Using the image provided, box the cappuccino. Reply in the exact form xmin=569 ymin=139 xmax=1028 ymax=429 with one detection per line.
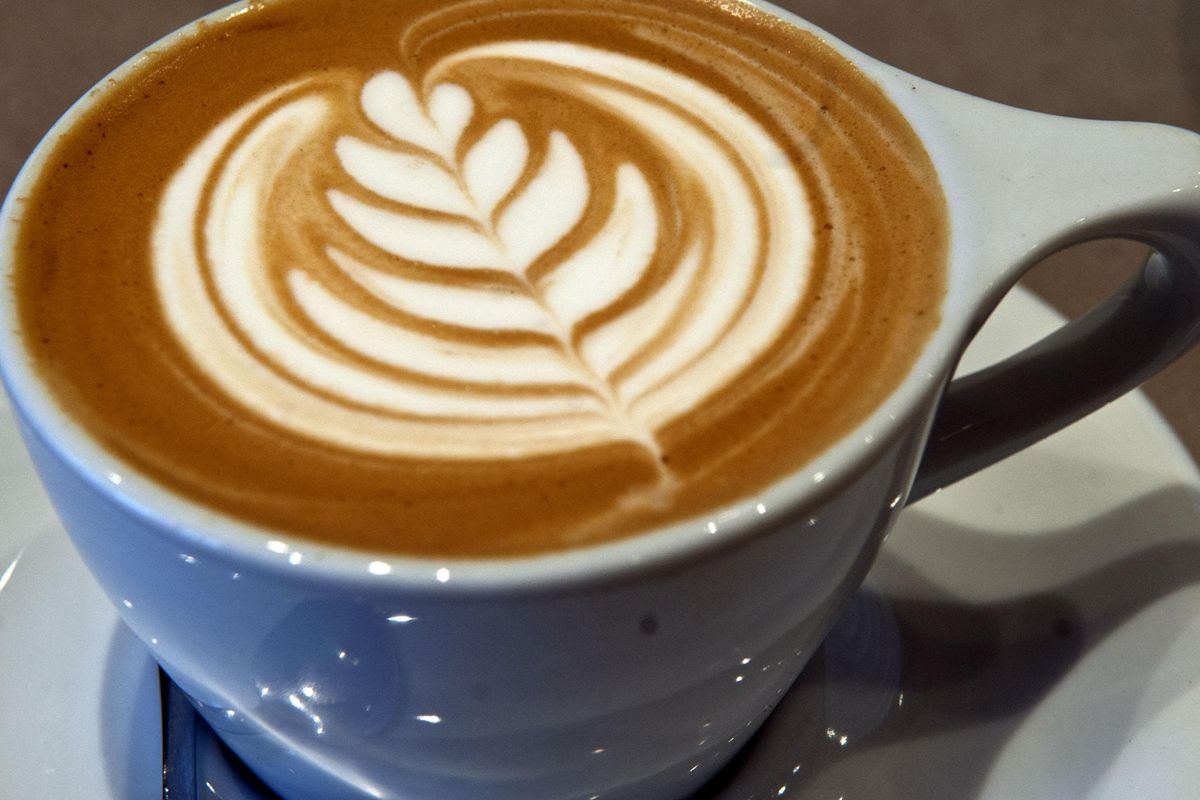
xmin=13 ymin=0 xmax=947 ymax=556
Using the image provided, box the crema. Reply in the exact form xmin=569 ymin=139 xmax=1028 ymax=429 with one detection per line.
xmin=14 ymin=0 xmax=947 ymax=556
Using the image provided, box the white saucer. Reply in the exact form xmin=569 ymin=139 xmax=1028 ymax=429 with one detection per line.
xmin=3 ymin=286 xmax=1200 ymax=800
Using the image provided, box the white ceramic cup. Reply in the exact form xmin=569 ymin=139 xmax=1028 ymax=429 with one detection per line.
xmin=2 ymin=2 xmax=1199 ymax=799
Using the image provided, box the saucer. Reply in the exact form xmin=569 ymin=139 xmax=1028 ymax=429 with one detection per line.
xmin=3 ymin=286 xmax=1200 ymax=800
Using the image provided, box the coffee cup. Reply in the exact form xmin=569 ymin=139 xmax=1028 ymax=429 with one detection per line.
xmin=1 ymin=0 xmax=1198 ymax=798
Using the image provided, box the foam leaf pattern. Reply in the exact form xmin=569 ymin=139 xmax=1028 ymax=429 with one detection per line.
xmin=152 ymin=45 xmax=815 ymax=463
xmin=331 ymin=96 xmax=589 ymax=275
xmin=324 ymin=75 xmax=660 ymax=452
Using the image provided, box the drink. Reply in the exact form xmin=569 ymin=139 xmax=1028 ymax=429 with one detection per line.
xmin=12 ymin=0 xmax=947 ymax=556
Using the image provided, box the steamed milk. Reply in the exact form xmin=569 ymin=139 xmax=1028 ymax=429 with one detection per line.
xmin=14 ymin=0 xmax=947 ymax=556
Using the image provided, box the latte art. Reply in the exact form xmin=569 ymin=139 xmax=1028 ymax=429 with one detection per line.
xmin=155 ymin=43 xmax=813 ymax=465
xmin=16 ymin=0 xmax=948 ymax=555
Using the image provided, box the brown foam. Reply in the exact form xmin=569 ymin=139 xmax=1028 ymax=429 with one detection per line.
xmin=13 ymin=0 xmax=947 ymax=557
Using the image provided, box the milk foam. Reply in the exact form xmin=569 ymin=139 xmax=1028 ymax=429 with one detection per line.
xmin=153 ymin=42 xmax=815 ymax=461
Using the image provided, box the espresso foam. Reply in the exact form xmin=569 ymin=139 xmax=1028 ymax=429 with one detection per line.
xmin=155 ymin=43 xmax=812 ymax=462
xmin=14 ymin=0 xmax=948 ymax=556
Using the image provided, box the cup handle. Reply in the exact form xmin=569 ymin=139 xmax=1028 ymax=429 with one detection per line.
xmin=897 ymin=85 xmax=1200 ymax=502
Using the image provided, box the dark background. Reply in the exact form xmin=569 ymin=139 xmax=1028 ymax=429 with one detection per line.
xmin=3 ymin=0 xmax=1198 ymax=460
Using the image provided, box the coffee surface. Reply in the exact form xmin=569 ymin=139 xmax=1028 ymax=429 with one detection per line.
xmin=14 ymin=0 xmax=947 ymax=556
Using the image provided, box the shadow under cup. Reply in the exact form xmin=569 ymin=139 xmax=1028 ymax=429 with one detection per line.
xmin=3 ymin=0 xmax=1200 ymax=798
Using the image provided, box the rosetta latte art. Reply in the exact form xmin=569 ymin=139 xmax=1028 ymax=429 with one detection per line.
xmin=153 ymin=42 xmax=814 ymax=464
xmin=20 ymin=0 xmax=948 ymax=553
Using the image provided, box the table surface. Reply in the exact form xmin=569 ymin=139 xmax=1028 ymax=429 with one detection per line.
xmin=2 ymin=0 xmax=1198 ymax=465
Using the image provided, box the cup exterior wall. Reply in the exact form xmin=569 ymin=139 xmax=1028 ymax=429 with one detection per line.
xmin=13 ymin=394 xmax=929 ymax=799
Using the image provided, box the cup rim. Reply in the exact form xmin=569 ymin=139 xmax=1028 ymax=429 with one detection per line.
xmin=0 ymin=0 xmax=982 ymax=593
